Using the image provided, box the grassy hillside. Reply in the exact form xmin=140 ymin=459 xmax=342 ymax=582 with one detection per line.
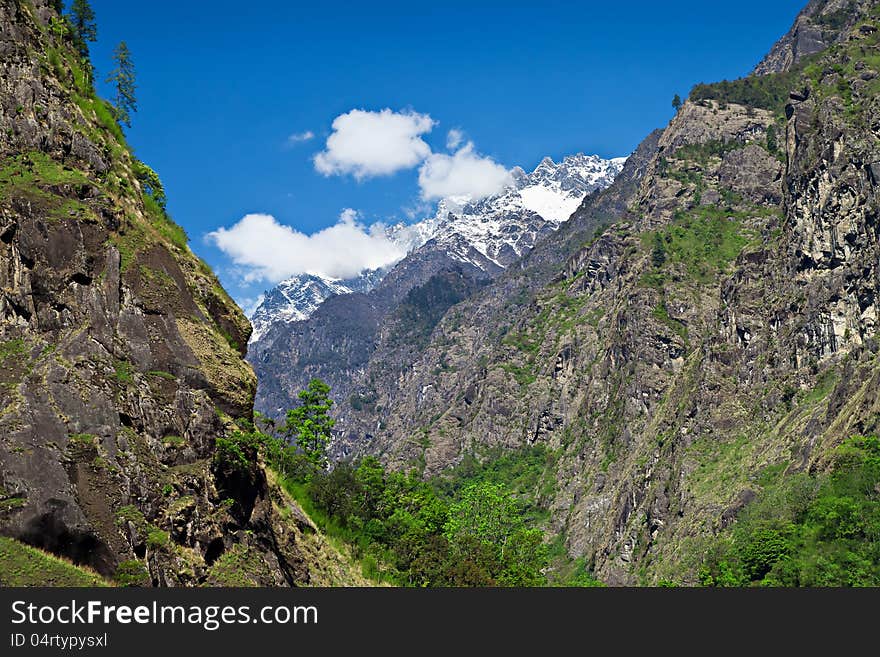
xmin=0 ymin=537 xmax=110 ymax=586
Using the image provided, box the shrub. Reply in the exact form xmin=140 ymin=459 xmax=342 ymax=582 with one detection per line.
xmin=700 ymin=436 xmax=880 ymax=586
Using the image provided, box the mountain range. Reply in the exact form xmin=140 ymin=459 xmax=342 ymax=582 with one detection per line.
xmin=251 ymin=0 xmax=880 ymax=585
xmin=247 ymin=154 xmax=625 ymax=344
xmin=2 ymin=0 xmax=880 ymax=588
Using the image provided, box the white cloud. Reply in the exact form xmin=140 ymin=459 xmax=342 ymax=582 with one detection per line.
xmin=446 ymin=128 xmax=464 ymax=150
xmin=418 ymin=142 xmax=513 ymax=202
xmin=206 ymin=211 xmax=407 ymax=283
xmin=287 ymin=130 xmax=314 ymax=144
xmin=402 ymin=199 xmax=434 ymax=220
xmin=338 ymin=207 xmax=359 ymax=223
xmin=313 ymin=108 xmax=435 ymax=179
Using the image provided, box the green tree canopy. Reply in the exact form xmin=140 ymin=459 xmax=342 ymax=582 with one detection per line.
xmin=444 ymin=481 xmax=548 ymax=585
xmin=283 ymin=378 xmax=335 ymax=471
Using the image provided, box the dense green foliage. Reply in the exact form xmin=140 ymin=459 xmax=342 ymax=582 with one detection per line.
xmin=700 ymin=436 xmax=880 ymax=586
xmin=220 ymin=379 xmax=560 ymax=586
xmin=689 ymin=66 xmax=804 ymax=115
xmin=213 ymin=429 xmax=262 ymax=474
xmin=132 ymin=160 xmax=167 ymax=209
xmin=289 ymin=457 xmax=548 ymax=586
xmin=691 ymin=12 xmax=880 ymax=124
xmin=432 ymin=445 xmax=557 ymax=524
xmin=113 ymin=559 xmax=150 ymax=586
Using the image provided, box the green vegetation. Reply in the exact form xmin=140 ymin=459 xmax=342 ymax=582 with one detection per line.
xmin=206 ymin=544 xmax=270 ymax=586
xmin=0 ymin=497 xmax=26 ymax=511
xmin=700 ymin=436 xmax=880 ymax=586
xmin=68 ymin=432 xmax=97 ymax=446
xmin=651 ymin=233 xmax=667 ymax=267
xmin=284 ymin=457 xmax=548 ymax=586
xmin=105 ymin=41 xmax=137 ymax=128
xmin=68 ymin=0 xmax=97 ymax=64
xmin=500 ymin=279 xmax=592 ymax=388
xmin=145 ymin=527 xmax=170 ymax=549
xmin=113 ymin=359 xmax=134 ymax=384
xmin=433 ymin=445 xmax=557 ymax=514
xmin=691 ymin=15 xmax=880 ymax=123
xmin=0 ymin=152 xmax=93 ymax=221
xmin=0 ymin=151 xmax=90 ymax=188
xmin=147 ymin=369 xmax=176 ymax=381
xmin=800 ymin=19 xmax=880 ymax=118
xmin=501 ymin=363 xmax=537 ymax=387
xmin=563 ymin=560 xmax=606 ymax=586
xmin=0 ymin=537 xmax=108 ymax=586
xmin=113 ymin=559 xmax=149 ymax=586
xmin=27 ymin=0 xmax=192 ymax=270
xmin=671 ymin=139 xmax=743 ymax=167
xmin=162 ymin=434 xmax=185 ymax=448
xmin=690 ymin=66 xmax=805 ymax=115
xmin=217 ymin=327 xmax=240 ymax=352
xmin=0 ymin=338 xmax=27 ymax=361
xmin=642 ymin=206 xmax=755 ymax=284
xmin=213 ymin=430 xmax=262 ymax=474
xmin=142 ymin=191 xmax=188 ymax=250
xmin=652 ymin=301 xmax=688 ymax=341
xmin=214 ymin=379 xmax=335 ymax=478
xmin=132 ymin=160 xmax=167 ymax=209
xmin=687 ymin=434 xmax=752 ymax=502
xmin=73 ymin=93 xmax=126 ymax=147
xmin=281 ymin=378 xmax=335 ymax=471
xmin=804 ymin=370 xmax=839 ymax=405
xmin=229 ymin=382 xmax=559 ymax=586
xmin=765 ymin=124 xmax=781 ymax=157
xmin=114 ymin=505 xmax=147 ymax=534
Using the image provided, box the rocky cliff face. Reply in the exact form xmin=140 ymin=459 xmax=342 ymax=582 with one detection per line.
xmin=331 ymin=0 xmax=880 ymax=583
xmin=754 ymin=0 xmax=875 ymax=74
xmin=0 ymin=0 xmax=354 ymax=586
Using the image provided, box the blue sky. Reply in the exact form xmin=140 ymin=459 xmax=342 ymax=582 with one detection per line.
xmin=85 ymin=0 xmax=806 ymax=309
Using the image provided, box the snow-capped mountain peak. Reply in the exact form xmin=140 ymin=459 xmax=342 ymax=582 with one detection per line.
xmin=247 ymin=152 xmax=626 ymax=344
xmin=249 ymin=274 xmax=351 ymax=343
xmin=423 ymin=152 xmax=626 ymax=267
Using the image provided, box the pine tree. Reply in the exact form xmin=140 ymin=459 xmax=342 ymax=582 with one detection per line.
xmin=68 ymin=0 xmax=97 ymax=60
xmin=105 ymin=41 xmax=137 ymax=128
xmin=283 ymin=378 xmax=335 ymax=471
xmin=672 ymin=93 xmax=683 ymax=113
xmin=50 ymin=0 xmax=64 ymax=13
